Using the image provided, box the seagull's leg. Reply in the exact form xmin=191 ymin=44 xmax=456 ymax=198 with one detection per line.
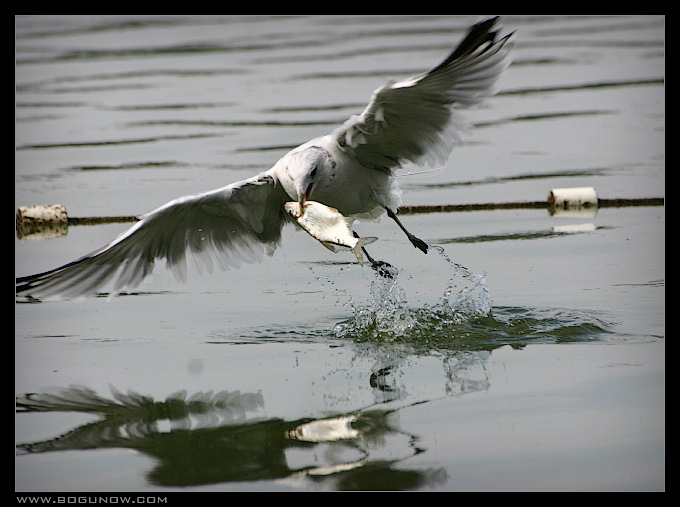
xmin=353 ymin=231 xmax=394 ymax=279
xmin=385 ymin=207 xmax=429 ymax=253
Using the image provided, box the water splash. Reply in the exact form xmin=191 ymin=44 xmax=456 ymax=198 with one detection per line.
xmin=332 ymin=245 xmax=492 ymax=342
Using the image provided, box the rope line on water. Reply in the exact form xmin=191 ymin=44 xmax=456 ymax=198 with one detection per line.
xmin=397 ymin=197 xmax=664 ymax=214
xmin=15 ymin=189 xmax=664 ymax=240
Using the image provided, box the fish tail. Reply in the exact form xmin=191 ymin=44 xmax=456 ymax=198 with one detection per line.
xmin=356 ymin=237 xmax=377 ymax=248
xmin=352 ymin=237 xmax=378 ymax=264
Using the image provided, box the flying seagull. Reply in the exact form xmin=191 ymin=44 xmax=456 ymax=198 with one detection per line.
xmin=16 ymin=17 xmax=515 ymax=298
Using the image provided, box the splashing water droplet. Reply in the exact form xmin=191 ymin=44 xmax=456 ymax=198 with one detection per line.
xmin=332 ymin=245 xmax=492 ymax=342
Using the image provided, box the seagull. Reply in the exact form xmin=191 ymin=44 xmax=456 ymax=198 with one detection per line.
xmin=16 ymin=17 xmax=515 ymax=298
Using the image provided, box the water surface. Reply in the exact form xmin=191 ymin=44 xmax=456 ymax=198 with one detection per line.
xmin=16 ymin=15 xmax=664 ymax=492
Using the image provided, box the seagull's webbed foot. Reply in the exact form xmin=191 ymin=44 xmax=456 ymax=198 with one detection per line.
xmin=369 ymin=260 xmax=395 ymax=279
xmin=406 ymin=233 xmax=429 ymax=254
xmin=385 ymin=207 xmax=429 ymax=254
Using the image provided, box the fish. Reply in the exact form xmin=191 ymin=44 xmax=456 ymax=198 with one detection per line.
xmin=284 ymin=201 xmax=377 ymax=263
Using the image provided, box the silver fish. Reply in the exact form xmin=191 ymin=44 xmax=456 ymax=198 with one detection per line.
xmin=284 ymin=201 xmax=377 ymax=263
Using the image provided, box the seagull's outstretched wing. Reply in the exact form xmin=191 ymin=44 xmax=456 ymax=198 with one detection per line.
xmin=331 ymin=16 xmax=515 ymax=171
xmin=16 ymin=171 xmax=289 ymax=299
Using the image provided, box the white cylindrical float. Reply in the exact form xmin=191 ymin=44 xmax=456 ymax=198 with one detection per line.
xmin=16 ymin=204 xmax=68 ymax=224
xmin=547 ymin=187 xmax=598 ymax=217
xmin=16 ymin=204 xmax=69 ymax=240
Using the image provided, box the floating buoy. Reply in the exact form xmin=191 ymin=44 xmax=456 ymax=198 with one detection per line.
xmin=16 ymin=205 xmax=139 ymax=240
xmin=16 ymin=205 xmax=69 ymax=240
xmin=547 ymin=187 xmax=598 ymax=217
xmin=16 ymin=204 xmax=68 ymax=224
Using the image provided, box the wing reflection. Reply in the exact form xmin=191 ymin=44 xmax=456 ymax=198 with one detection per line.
xmin=16 ymin=385 xmax=446 ymax=490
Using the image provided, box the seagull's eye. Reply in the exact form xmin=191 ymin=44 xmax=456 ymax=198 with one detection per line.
xmin=310 ymin=166 xmax=318 ymax=178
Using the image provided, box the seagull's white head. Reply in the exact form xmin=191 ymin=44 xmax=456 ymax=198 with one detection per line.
xmin=282 ymin=146 xmax=335 ymax=207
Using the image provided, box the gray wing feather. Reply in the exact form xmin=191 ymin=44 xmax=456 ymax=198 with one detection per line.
xmin=332 ymin=17 xmax=515 ymax=171
xmin=16 ymin=171 xmax=289 ymax=298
